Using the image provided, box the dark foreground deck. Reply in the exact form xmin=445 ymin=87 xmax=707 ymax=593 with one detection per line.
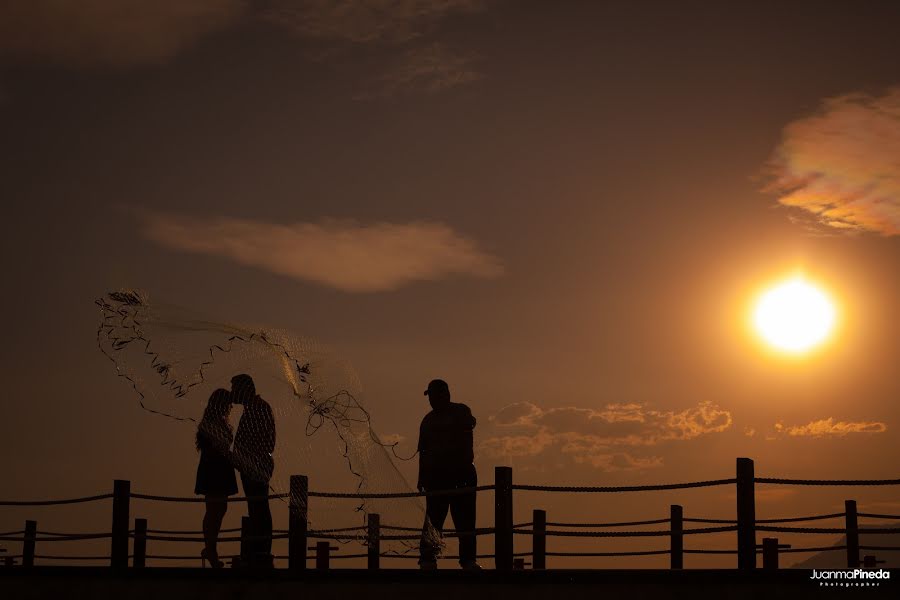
xmin=1 ymin=568 xmax=897 ymax=600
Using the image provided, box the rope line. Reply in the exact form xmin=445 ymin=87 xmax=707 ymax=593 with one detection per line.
xmin=146 ymin=527 xmax=242 ymax=535
xmin=859 ymin=545 xmax=900 ymax=551
xmin=0 ymin=531 xmax=24 ymax=537
xmin=512 ymin=479 xmax=736 ymax=493
xmin=756 ymin=526 xmax=900 ymax=534
xmin=132 ymin=493 xmax=288 ymax=503
xmin=309 ymin=485 xmax=493 ymax=499
xmin=683 ymin=518 xmax=736 ymax=524
xmin=756 ymin=512 xmax=846 ymax=523
xmin=546 ymin=518 xmax=671 ymax=528
xmin=546 ymin=550 xmax=669 ymax=557
xmin=0 ymin=533 xmax=112 ymax=542
xmin=33 ymin=555 xmax=113 ymax=561
xmin=756 ymin=477 xmax=900 ymax=486
xmin=512 ymin=525 xmax=737 ymax=537
xmin=0 ymin=493 xmax=113 ymax=506
xmin=858 ymin=513 xmax=900 ymax=520
xmin=780 ymin=546 xmax=847 ymax=553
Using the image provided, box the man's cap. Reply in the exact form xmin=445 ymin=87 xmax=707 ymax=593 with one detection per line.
xmin=423 ymin=379 xmax=449 ymax=396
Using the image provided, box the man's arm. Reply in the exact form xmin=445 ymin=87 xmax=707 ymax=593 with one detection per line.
xmin=416 ymin=420 xmax=426 ymax=491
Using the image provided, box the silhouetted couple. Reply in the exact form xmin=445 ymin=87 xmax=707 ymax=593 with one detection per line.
xmin=194 ymin=374 xmax=275 ymax=568
xmin=418 ymin=379 xmax=480 ymax=570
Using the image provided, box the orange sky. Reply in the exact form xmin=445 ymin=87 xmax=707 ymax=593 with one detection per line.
xmin=1 ymin=1 xmax=899 ymax=568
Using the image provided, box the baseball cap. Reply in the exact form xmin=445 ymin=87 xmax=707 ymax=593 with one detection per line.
xmin=423 ymin=379 xmax=449 ymax=396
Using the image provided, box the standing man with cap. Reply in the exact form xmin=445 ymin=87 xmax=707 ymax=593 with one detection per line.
xmin=417 ymin=378 xmax=480 ymax=570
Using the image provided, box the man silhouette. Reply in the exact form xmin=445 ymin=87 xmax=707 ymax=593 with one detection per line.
xmin=417 ymin=379 xmax=480 ymax=570
xmin=231 ymin=374 xmax=275 ymax=567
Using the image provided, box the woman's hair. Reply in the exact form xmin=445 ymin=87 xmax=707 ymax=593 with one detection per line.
xmin=196 ymin=388 xmax=233 ymax=451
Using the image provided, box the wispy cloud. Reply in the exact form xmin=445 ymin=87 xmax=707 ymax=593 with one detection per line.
xmin=774 ymin=418 xmax=887 ymax=437
xmin=263 ymin=1 xmax=485 ymax=98
xmin=0 ymin=0 xmax=246 ymax=68
xmin=766 ymin=87 xmax=900 ymax=235
xmin=261 ymin=0 xmax=483 ymax=45
xmin=480 ymin=401 xmax=731 ymax=471
xmin=356 ymin=43 xmax=481 ymax=99
xmin=138 ymin=211 xmax=502 ymax=292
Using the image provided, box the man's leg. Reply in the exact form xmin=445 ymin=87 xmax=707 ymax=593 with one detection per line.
xmin=449 ymin=467 xmax=478 ymax=566
xmin=420 ymin=492 xmax=450 ymax=567
xmin=241 ymin=475 xmax=269 ymax=563
xmin=258 ymin=482 xmax=273 ymax=557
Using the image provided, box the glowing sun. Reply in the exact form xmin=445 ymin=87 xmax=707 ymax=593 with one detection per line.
xmin=753 ymin=278 xmax=836 ymax=353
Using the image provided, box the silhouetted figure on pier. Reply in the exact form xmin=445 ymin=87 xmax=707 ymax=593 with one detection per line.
xmin=417 ymin=379 xmax=480 ymax=570
xmin=194 ymin=388 xmax=238 ymax=568
xmin=232 ymin=374 xmax=276 ymax=568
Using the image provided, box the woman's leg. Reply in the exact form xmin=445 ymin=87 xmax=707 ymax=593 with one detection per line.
xmin=203 ymin=496 xmax=228 ymax=559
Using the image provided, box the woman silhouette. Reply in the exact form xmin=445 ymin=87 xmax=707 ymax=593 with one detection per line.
xmin=194 ymin=388 xmax=238 ymax=568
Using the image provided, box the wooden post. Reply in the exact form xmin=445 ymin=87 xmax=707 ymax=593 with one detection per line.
xmin=240 ymin=516 xmax=251 ymax=564
xmin=22 ymin=520 xmax=36 ymax=568
xmin=845 ymin=500 xmax=859 ymax=569
xmin=762 ymin=537 xmax=778 ymax=570
xmin=670 ymin=504 xmax=683 ymax=570
xmin=367 ymin=513 xmax=380 ymax=570
xmin=494 ymin=466 xmax=513 ymax=571
xmin=532 ymin=509 xmax=546 ymax=570
xmin=314 ymin=541 xmax=330 ymax=571
xmin=133 ymin=518 xmax=147 ymax=569
xmin=110 ymin=480 xmax=130 ymax=569
xmin=736 ymin=458 xmax=756 ymax=570
xmin=289 ymin=475 xmax=308 ymax=571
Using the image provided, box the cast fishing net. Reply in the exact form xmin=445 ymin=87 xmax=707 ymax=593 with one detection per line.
xmin=96 ymin=290 xmax=437 ymax=555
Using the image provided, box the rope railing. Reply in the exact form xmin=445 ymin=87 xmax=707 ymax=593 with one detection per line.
xmin=0 ymin=533 xmax=112 ymax=542
xmin=756 ymin=512 xmax=846 ymax=523
xmin=546 ymin=550 xmax=669 ymax=557
xmin=511 ymin=479 xmax=737 ymax=493
xmin=756 ymin=526 xmax=900 ymax=534
xmin=5 ymin=461 xmax=900 ymax=572
xmin=513 ymin=525 xmax=738 ymax=537
xmin=546 ymin=518 xmax=671 ymax=528
xmin=756 ymin=477 xmax=900 ymax=486
xmin=33 ymin=555 xmax=116 ymax=561
xmin=0 ymin=493 xmax=114 ymax=506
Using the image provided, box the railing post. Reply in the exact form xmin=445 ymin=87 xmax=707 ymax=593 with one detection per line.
xmin=133 ymin=518 xmax=147 ymax=569
xmin=22 ymin=520 xmax=36 ymax=568
xmin=367 ymin=513 xmax=380 ymax=570
xmin=314 ymin=541 xmax=330 ymax=571
xmin=845 ymin=500 xmax=859 ymax=568
xmin=110 ymin=480 xmax=130 ymax=569
xmin=494 ymin=466 xmax=514 ymax=571
xmin=240 ymin=516 xmax=251 ymax=564
xmin=762 ymin=537 xmax=778 ymax=570
xmin=532 ymin=509 xmax=546 ymax=570
xmin=670 ymin=504 xmax=683 ymax=570
xmin=289 ymin=475 xmax=308 ymax=571
xmin=736 ymin=457 xmax=756 ymax=570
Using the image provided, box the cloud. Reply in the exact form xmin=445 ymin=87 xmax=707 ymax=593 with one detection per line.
xmin=138 ymin=211 xmax=503 ymax=292
xmin=263 ymin=2 xmax=485 ymax=97
xmin=356 ymin=43 xmax=481 ymax=99
xmin=261 ymin=0 xmax=483 ymax=45
xmin=774 ymin=418 xmax=887 ymax=437
xmin=0 ymin=0 xmax=246 ymax=68
xmin=481 ymin=400 xmax=732 ymax=470
xmin=766 ymin=87 xmax=900 ymax=235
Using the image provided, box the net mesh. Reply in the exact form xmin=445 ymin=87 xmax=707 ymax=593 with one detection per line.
xmin=96 ymin=290 xmax=434 ymax=554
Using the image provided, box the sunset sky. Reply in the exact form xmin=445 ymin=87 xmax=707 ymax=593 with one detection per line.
xmin=1 ymin=1 xmax=899 ymax=568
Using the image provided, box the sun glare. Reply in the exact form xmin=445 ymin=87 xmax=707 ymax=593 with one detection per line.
xmin=753 ymin=277 xmax=836 ymax=354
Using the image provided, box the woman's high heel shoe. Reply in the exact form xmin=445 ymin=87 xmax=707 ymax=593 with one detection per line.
xmin=201 ymin=547 xmax=225 ymax=569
